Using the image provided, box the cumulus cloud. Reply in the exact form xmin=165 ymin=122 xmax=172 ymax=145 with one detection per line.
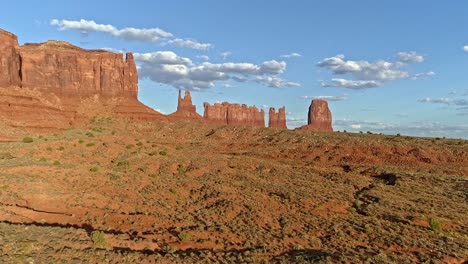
xmin=167 ymin=38 xmax=212 ymax=50
xmin=134 ymin=51 xmax=192 ymax=65
xmin=51 ymin=19 xmax=172 ymax=42
xmin=50 ymin=19 xmax=212 ymax=50
xmin=300 ymin=94 xmax=348 ymax=101
xmin=463 ymin=46 xmax=468 ymax=52
xmin=418 ymin=97 xmax=468 ymax=106
xmin=397 ymin=51 xmax=424 ymax=63
xmin=280 ymin=53 xmax=302 ymax=58
xmin=134 ymin=52 xmax=298 ymax=90
xmin=318 ymin=53 xmax=432 ymax=89
xmin=410 ymin=71 xmax=435 ymax=80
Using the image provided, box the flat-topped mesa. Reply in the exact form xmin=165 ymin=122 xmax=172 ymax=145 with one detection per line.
xmin=0 ymin=28 xmax=165 ymax=131
xmin=169 ymin=90 xmax=202 ymax=120
xmin=203 ymin=102 xmax=265 ymax=127
xmin=268 ymin=106 xmax=287 ymax=129
xmin=299 ymin=99 xmax=333 ymax=132
xmin=19 ymin=41 xmax=138 ymax=98
xmin=0 ymin=28 xmax=138 ymax=98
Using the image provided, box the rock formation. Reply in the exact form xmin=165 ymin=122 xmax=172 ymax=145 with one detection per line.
xmin=203 ymin=102 xmax=265 ymax=127
xmin=0 ymin=28 xmax=165 ymax=131
xmin=299 ymin=99 xmax=333 ymax=132
xmin=168 ymin=90 xmax=202 ymax=121
xmin=268 ymin=106 xmax=287 ymax=129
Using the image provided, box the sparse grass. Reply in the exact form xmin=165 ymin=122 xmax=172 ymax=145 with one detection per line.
xmin=429 ymin=218 xmax=441 ymax=232
xmin=90 ymin=230 xmax=107 ymax=248
xmin=178 ymin=231 xmax=191 ymax=241
xmin=22 ymin=137 xmax=33 ymax=143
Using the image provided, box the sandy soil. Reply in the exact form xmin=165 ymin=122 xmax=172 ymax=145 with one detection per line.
xmin=0 ymin=117 xmax=466 ymax=263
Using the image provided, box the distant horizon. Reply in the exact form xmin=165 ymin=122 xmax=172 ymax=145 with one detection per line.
xmin=1 ymin=1 xmax=467 ymax=139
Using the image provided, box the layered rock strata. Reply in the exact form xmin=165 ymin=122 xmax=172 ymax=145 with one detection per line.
xmin=0 ymin=28 xmax=165 ymax=131
xmin=203 ymin=102 xmax=265 ymax=127
xmin=268 ymin=106 xmax=287 ymax=129
xmin=299 ymin=99 xmax=333 ymax=132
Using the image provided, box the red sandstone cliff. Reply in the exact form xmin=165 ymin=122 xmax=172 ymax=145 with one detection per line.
xmin=268 ymin=106 xmax=287 ymax=129
xmin=0 ymin=28 xmax=165 ymax=131
xmin=203 ymin=102 xmax=265 ymax=127
xmin=299 ymin=99 xmax=333 ymax=132
xmin=168 ymin=90 xmax=202 ymax=121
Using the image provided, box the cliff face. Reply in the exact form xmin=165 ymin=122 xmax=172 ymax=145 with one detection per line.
xmin=299 ymin=99 xmax=333 ymax=132
xmin=203 ymin=102 xmax=265 ymax=127
xmin=0 ymin=30 xmax=21 ymax=87
xmin=0 ymin=28 xmax=165 ymax=131
xmin=169 ymin=90 xmax=202 ymax=120
xmin=268 ymin=106 xmax=287 ymax=129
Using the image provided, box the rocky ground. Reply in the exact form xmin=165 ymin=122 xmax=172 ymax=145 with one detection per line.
xmin=0 ymin=117 xmax=466 ymax=263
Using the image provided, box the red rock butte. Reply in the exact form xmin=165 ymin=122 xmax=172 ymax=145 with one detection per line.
xmin=268 ymin=106 xmax=287 ymax=129
xmin=299 ymin=99 xmax=333 ymax=132
xmin=168 ymin=90 xmax=203 ymax=121
xmin=0 ymin=28 xmax=166 ymax=131
xmin=203 ymin=102 xmax=265 ymax=127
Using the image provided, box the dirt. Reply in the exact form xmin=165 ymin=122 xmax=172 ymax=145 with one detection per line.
xmin=0 ymin=117 xmax=466 ymax=263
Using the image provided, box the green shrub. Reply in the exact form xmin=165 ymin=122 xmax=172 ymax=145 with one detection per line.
xmin=85 ymin=132 xmax=94 ymax=138
xmin=136 ymin=142 xmax=143 ymax=147
xmin=78 ymin=139 xmax=84 ymax=144
xmin=53 ymin=160 xmax=61 ymax=166
xmin=58 ymin=146 xmax=65 ymax=151
xmin=46 ymin=147 xmax=52 ymax=152
xmin=126 ymin=144 xmax=134 ymax=149
xmin=159 ymin=151 xmax=167 ymax=156
xmin=90 ymin=166 xmax=99 ymax=172
xmin=86 ymin=143 xmax=95 ymax=147
xmin=22 ymin=137 xmax=33 ymax=143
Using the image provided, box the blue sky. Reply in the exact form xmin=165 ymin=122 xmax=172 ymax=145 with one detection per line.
xmin=2 ymin=1 xmax=468 ymax=138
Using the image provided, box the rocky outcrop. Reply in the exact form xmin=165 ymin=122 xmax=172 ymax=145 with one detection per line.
xmin=0 ymin=30 xmax=21 ymax=87
xmin=0 ymin=28 xmax=165 ymax=131
xmin=299 ymin=99 xmax=333 ymax=132
xmin=203 ymin=102 xmax=265 ymax=127
xmin=169 ymin=90 xmax=202 ymax=121
xmin=268 ymin=106 xmax=287 ymax=129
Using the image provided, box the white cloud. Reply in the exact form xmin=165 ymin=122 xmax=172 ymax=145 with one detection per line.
xmin=418 ymin=97 xmax=468 ymax=106
xmin=50 ymin=19 xmax=212 ymax=50
xmin=280 ymin=53 xmax=302 ymax=58
xmin=410 ymin=71 xmax=435 ymax=80
xmin=134 ymin=51 xmax=192 ymax=65
xmin=51 ymin=19 xmax=172 ymax=42
xmin=196 ymin=55 xmax=210 ymax=61
xmin=221 ymin=52 xmax=232 ymax=60
xmin=463 ymin=46 xmax=468 ymax=52
xmin=167 ymin=38 xmax=212 ymax=50
xmin=255 ymin=76 xmax=301 ymax=88
xmin=134 ymin=52 xmax=299 ymax=90
xmin=321 ymin=78 xmax=381 ymax=89
xmin=301 ymin=94 xmax=348 ymax=101
xmin=317 ymin=53 xmax=432 ymax=89
xmin=397 ymin=51 xmax=425 ymax=63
